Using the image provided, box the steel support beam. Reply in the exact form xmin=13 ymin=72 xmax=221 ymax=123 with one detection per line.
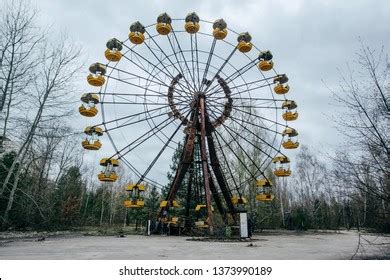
xmin=199 ymin=96 xmax=214 ymax=234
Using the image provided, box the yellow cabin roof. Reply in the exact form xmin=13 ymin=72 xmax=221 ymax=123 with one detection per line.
xmin=159 ymin=200 xmax=179 ymax=208
xmin=272 ymin=155 xmax=290 ymax=164
xmin=84 ymin=126 xmax=103 ymax=136
xmin=81 ymin=93 xmax=99 ymax=104
xmin=282 ymin=100 xmax=297 ymax=110
xmin=282 ymin=127 xmax=298 ymax=137
xmin=89 ymin=62 xmax=107 ymax=75
xmin=273 ymin=74 xmax=289 ymax=84
xmin=99 ymin=158 xmax=119 ymax=167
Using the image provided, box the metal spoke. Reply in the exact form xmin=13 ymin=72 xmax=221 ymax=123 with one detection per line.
xmin=134 ymin=108 xmax=193 ymax=185
xmin=200 ymin=38 xmax=216 ymax=91
xmin=145 ymin=29 xmax=196 ymax=93
xmin=121 ymin=41 xmax=192 ymax=94
xmin=170 ymin=26 xmax=197 ymax=90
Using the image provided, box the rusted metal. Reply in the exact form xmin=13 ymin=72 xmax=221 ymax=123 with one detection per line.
xmin=160 ymin=88 xmax=237 ymax=231
xmin=167 ymin=73 xmax=189 ymax=125
xmin=211 ymin=76 xmax=233 ymax=128
xmin=207 ymin=134 xmax=237 ymax=220
xmin=199 ymin=96 xmax=214 ymax=234
xmin=161 ymin=109 xmax=197 ymax=217
xmin=207 ymin=165 xmax=228 ymax=224
xmin=184 ymin=163 xmax=194 ymax=229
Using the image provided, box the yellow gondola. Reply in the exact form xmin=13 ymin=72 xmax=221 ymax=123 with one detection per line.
xmin=274 ymin=84 xmax=290 ymax=94
xmin=282 ymin=127 xmax=299 ymax=149
xmin=282 ymin=139 xmax=299 ymax=149
xmin=124 ymin=200 xmax=137 ymax=208
xmin=274 ymin=168 xmax=291 ymax=177
xmin=161 ymin=199 xmax=180 ymax=226
xmin=231 ymin=195 xmax=247 ymax=205
xmin=237 ymin=32 xmax=252 ymax=53
xmin=256 ymin=194 xmax=275 ymax=201
xmin=100 ymin=158 xmax=119 ymax=167
xmin=258 ymin=50 xmax=274 ymax=71
xmin=87 ymin=63 xmax=106 ymax=87
xmin=256 ymin=178 xmax=274 ymax=201
xmin=79 ymin=93 xmax=99 ymax=117
xmin=256 ymin=178 xmax=272 ymax=187
xmin=194 ymin=204 xmax=213 ymax=228
xmin=124 ymin=199 xmax=145 ymax=208
xmin=79 ymin=105 xmax=97 ymax=117
xmin=81 ymin=140 xmax=101 ymax=150
xmin=212 ymin=19 xmax=227 ymax=40
xmin=184 ymin=12 xmax=200 ymax=33
xmin=87 ymin=75 xmax=105 ymax=87
xmin=98 ymin=157 xmax=119 ymax=182
xmin=160 ymin=200 xmax=179 ymax=208
xmin=98 ymin=171 xmax=118 ymax=182
xmin=129 ymin=21 xmax=145 ymax=44
xmin=104 ymin=49 xmax=121 ymax=62
xmin=82 ymin=126 xmax=103 ymax=150
xmin=125 ymin=184 xmax=145 ymax=208
xmin=282 ymin=111 xmax=298 ymax=121
xmin=272 ymin=155 xmax=291 ymax=177
xmin=282 ymin=100 xmax=299 ymax=121
xmin=105 ymin=38 xmax=123 ymax=62
xmin=259 ymin=60 xmax=274 ymax=71
xmin=194 ymin=204 xmax=214 ymax=212
xmin=273 ymin=74 xmax=289 ymax=94
xmin=156 ymin=13 xmax=172 ymax=35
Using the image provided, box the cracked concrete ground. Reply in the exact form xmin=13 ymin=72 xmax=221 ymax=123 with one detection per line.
xmin=0 ymin=231 xmax=389 ymax=259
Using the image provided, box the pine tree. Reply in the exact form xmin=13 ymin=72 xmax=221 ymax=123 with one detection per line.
xmin=52 ymin=166 xmax=85 ymax=226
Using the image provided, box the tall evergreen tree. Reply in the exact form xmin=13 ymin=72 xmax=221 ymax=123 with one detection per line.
xmin=51 ymin=166 xmax=85 ymax=226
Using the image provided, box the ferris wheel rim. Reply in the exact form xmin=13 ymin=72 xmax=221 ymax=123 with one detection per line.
xmin=85 ymin=15 xmax=297 ymax=190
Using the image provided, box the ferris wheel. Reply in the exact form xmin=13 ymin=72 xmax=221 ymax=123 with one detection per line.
xmin=79 ymin=12 xmax=299 ymax=232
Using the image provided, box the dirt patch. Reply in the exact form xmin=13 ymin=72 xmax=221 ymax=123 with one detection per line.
xmin=187 ymin=237 xmax=267 ymax=243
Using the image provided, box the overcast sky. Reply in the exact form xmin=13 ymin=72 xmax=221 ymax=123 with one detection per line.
xmin=26 ymin=0 xmax=390 ymax=184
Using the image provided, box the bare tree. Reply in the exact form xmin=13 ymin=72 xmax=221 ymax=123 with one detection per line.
xmin=0 ymin=0 xmax=43 ymax=150
xmin=331 ymin=41 xmax=389 ymax=231
xmin=0 ymin=36 xmax=81 ymax=227
xmin=289 ymin=145 xmax=330 ymax=228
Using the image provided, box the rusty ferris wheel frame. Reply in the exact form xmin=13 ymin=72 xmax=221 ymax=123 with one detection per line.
xmin=80 ymin=13 xmax=299 ymax=234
